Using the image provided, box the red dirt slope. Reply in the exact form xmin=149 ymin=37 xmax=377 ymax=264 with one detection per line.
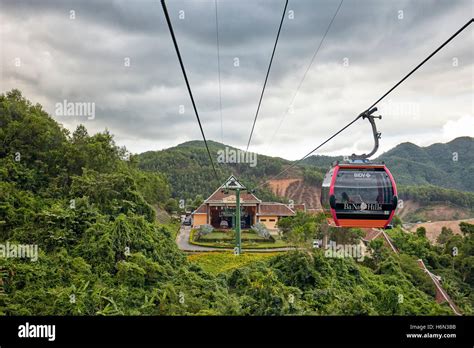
xmin=267 ymin=178 xmax=322 ymax=210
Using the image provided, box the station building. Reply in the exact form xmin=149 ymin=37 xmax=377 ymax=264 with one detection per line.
xmin=192 ymin=176 xmax=305 ymax=233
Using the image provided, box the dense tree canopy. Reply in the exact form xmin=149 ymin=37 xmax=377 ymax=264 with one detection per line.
xmin=0 ymin=90 xmax=471 ymax=316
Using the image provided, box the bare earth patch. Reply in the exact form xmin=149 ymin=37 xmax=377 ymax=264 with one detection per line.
xmin=397 ymin=200 xmax=473 ymax=222
xmin=267 ymin=178 xmax=323 ymax=209
xmin=409 ymin=219 xmax=474 ymax=244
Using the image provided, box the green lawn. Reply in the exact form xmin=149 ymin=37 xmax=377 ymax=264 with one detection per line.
xmin=187 ymin=252 xmax=279 ymax=275
xmin=198 ymin=230 xmax=268 ymax=241
xmin=198 ymin=231 xmax=233 ymax=241
xmin=190 ymin=229 xmax=292 ymax=249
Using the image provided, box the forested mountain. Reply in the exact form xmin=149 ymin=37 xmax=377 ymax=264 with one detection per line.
xmin=138 ymin=140 xmax=288 ymax=202
xmin=1 ymin=90 xmax=472 ymax=316
xmin=137 ymin=137 xmax=474 ymax=213
xmin=302 ymin=137 xmax=474 ymax=192
xmin=376 ymin=137 xmax=474 ymax=192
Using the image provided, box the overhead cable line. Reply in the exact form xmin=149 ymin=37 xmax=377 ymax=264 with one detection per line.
xmin=161 ymin=0 xmax=220 ymax=181
xmin=215 ymin=0 xmax=224 ymax=144
xmin=365 ymin=18 xmax=473 ymax=111
xmin=245 ymin=0 xmax=289 ymax=152
xmin=255 ymin=18 xmax=473 ymax=190
xmin=266 ymin=0 xmax=344 ymax=152
xmin=255 ymin=115 xmax=360 ymax=189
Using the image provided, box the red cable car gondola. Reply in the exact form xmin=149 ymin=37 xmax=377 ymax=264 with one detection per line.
xmin=320 ymin=107 xmax=398 ymax=229
xmin=321 ymin=162 xmax=398 ymax=228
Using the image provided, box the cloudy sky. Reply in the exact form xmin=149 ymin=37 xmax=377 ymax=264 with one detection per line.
xmin=1 ymin=0 xmax=473 ymax=160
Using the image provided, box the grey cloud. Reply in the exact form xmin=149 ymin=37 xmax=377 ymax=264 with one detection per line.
xmin=0 ymin=0 xmax=472 ymax=159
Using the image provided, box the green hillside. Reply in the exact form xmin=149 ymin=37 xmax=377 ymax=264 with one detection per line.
xmin=138 ymin=140 xmax=288 ymax=202
xmin=137 ymin=137 xmax=474 ymax=212
xmin=300 ymin=154 xmax=341 ymax=168
xmin=139 ymin=137 xmax=474 ymax=196
xmin=376 ymin=137 xmax=474 ymax=192
xmin=301 ymin=137 xmax=474 ymax=193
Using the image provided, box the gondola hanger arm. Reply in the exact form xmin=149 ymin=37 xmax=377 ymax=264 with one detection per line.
xmin=350 ymin=107 xmax=382 ymax=161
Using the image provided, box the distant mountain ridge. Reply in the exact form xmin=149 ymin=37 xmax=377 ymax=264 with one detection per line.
xmin=138 ymin=140 xmax=289 ymax=202
xmin=137 ymin=137 xmax=474 ymax=209
xmin=302 ymin=137 xmax=474 ymax=193
xmin=375 ymin=137 xmax=473 ymax=192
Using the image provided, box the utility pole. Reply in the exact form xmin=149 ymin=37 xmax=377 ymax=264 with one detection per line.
xmin=235 ymin=188 xmax=241 ymax=255
xmin=223 ymin=175 xmax=246 ymax=255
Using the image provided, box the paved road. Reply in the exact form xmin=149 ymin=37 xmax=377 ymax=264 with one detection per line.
xmin=175 ymin=225 xmax=295 ymax=253
xmin=176 ymin=226 xmax=217 ymax=251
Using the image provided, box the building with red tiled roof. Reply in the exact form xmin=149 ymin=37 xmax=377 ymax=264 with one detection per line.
xmin=417 ymin=259 xmax=462 ymax=316
xmin=192 ymin=176 xmax=302 ymax=233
